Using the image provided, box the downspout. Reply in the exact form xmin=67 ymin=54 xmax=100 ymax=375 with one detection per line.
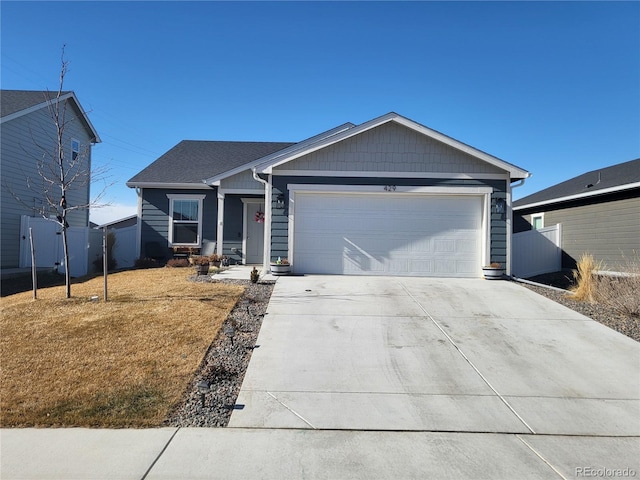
xmin=252 ymin=168 xmax=272 ymax=273
xmin=507 ymin=176 xmax=529 ymax=277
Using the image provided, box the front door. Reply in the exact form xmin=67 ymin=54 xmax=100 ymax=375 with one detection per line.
xmin=244 ymin=200 xmax=265 ymax=264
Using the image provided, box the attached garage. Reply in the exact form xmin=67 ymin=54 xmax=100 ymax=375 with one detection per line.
xmin=290 ymin=186 xmax=489 ymax=277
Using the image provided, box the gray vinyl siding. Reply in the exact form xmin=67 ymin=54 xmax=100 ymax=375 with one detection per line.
xmin=140 ymin=188 xmax=217 ymax=260
xmin=271 ymin=176 xmax=507 ymax=265
xmin=519 ymin=196 xmax=639 ymax=270
xmin=219 ymin=170 xmax=263 ymax=190
xmin=1 ymin=104 xmax=92 ymax=268
xmin=274 ymin=122 xmax=504 ymax=175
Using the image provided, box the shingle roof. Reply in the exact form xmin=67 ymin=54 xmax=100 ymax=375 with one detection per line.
xmin=126 ymin=140 xmax=295 ymax=185
xmin=1 ymin=90 xmax=71 ymax=118
xmin=513 ymin=158 xmax=640 ymax=209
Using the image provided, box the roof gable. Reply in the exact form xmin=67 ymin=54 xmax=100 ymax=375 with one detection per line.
xmin=256 ymin=112 xmax=530 ymax=180
xmin=513 ymin=158 xmax=640 ymax=210
xmin=0 ymin=89 xmax=101 ymax=143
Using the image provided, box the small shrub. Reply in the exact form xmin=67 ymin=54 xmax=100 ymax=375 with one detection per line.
xmin=571 ymin=254 xmax=601 ymax=303
xmin=135 ymin=257 xmax=159 ymax=269
xmin=166 ymin=258 xmax=189 ymax=268
xmin=93 ymin=256 xmax=117 ymax=273
xmin=250 ymin=267 xmax=259 ymax=283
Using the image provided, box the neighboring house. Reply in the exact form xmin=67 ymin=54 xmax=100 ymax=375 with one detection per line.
xmin=513 ymin=158 xmax=640 ymax=271
xmin=94 ymin=215 xmax=139 ymax=270
xmin=1 ymin=89 xmax=101 ymax=269
xmin=95 ymin=214 xmax=138 ymax=231
xmin=127 ymin=112 xmax=530 ymax=277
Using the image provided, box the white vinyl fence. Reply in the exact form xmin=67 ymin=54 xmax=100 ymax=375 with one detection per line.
xmin=110 ymin=224 xmax=137 ymax=269
xmin=19 ymin=215 xmax=138 ymax=277
xmin=512 ymin=224 xmax=562 ymax=278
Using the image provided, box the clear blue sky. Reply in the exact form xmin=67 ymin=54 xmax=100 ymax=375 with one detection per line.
xmin=2 ymin=1 xmax=638 ymax=224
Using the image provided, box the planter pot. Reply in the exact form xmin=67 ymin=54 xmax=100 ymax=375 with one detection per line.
xmin=195 ymin=264 xmax=210 ymax=275
xmin=270 ymin=263 xmax=291 ymax=276
xmin=482 ymin=267 xmax=505 ymax=280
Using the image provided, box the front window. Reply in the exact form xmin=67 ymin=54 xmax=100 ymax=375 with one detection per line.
xmin=167 ymin=194 xmax=206 ymax=246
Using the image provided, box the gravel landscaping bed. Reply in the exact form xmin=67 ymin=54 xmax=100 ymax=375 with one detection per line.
xmin=164 ymin=277 xmax=274 ymax=427
xmin=516 ymin=274 xmax=639 ymax=343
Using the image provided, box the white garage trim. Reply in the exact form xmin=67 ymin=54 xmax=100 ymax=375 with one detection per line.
xmin=287 ymin=184 xmax=493 ymax=276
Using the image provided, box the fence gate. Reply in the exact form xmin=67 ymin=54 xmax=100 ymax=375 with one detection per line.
xmin=19 ymin=216 xmax=61 ymax=270
xmin=19 ymin=215 xmax=89 ymax=277
xmin=512 ymin=224 xmax=562 ymax=278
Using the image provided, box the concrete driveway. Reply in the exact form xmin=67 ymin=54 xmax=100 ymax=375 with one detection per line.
xmin=229 ymin=276 xmax=639 ymax=436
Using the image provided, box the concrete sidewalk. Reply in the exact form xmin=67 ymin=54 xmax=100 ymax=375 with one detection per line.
xmin=3 ymin=427 xmax=638 ymax=479
xmin=2 ymin=275 xmax=639 ymax=479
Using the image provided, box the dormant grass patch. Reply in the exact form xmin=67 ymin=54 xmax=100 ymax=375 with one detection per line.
xmin=0 ymin=268 xmax=243 ymax=427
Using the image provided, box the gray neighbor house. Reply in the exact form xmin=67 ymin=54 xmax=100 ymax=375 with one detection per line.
xmin=0 ymin=90 xmax=101 ymax=270
xmin=513 ymin=158 xmax=640 ymax=271
xmin=127 ymin=112 xmax=531 ymax=277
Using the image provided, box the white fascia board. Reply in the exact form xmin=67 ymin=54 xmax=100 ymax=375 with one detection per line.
xmin=125 ymin=181 xmax=216 ymax=190
xmin=96 ymin=214 xmax=138 ymax=228
xmin=2 ymin=92 xmax=101 ymax=143
xmin=218 ymin=188 xmax=264 ymax=195
xmin=273 ymin=170 xmax=509 ymax=180
xmin=258 ymin=114 xmax=399 ymax=173
xmin=68 ymin=92 xmax=102 ymax=143
xmin=257 ymin=112 xmax=531 ymax=179
xmin=513 ymin=182 xmax=640 ymax=211
xmin=201 ymin=122 xmax=356 ymax=185
xmin=287 ymin=184 xmax=493 ymax=195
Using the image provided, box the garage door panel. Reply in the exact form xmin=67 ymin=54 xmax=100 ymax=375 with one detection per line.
xmin=293 ymin=193 xmax=483 ymax=277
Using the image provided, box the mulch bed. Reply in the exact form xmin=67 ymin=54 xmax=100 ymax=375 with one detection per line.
xmin=163 ymin=277 xmax=274 ymax=427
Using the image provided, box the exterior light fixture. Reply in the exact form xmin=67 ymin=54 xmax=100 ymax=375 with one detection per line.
xmin=276 ymin=194 xmax=285 ymax=209
xmin=495 ymin=198 xmax=506 ymax=214
xmin=224 ymin=323 xmax=236 ymax=346
xmin=197 ymin=380 xmax=210 ymax=407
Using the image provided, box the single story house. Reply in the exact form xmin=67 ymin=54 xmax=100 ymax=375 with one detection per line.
xmin=513 ymin=158 xmax=640 ymax=270
xmin=127 ymin=112 xmax=530 ymax=277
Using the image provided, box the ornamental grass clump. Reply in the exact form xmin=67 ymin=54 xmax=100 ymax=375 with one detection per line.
xmin=570 ymin=254 xmax=601 ymax=303
xmin=594 ymin=254 xmax=640 ymax=318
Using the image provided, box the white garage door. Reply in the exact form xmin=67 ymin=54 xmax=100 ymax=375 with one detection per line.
xmin=293 ymin=193 xmax=483 ymax=277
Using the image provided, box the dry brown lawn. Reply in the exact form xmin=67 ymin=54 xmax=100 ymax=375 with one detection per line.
xmin=0 ymin=268 xmax=243 ymax=427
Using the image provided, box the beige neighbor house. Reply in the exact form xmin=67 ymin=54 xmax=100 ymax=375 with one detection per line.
xmin=127 ymin=112 xmax=531 ymax=277
xmin=513 ymin=158 xmax=640 ymax=271
xmin=0 ymin=90 xmax=101 ymax=270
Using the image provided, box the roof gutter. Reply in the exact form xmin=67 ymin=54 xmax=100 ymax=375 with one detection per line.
xmin=514 ymin=181 xmax=640 ymax=211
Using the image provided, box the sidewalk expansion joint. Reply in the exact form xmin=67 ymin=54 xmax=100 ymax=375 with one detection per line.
xmin=267 ymin=391 xmax=317 ymax=429
xmin=140 ymin=427 xmax=180 ymax=480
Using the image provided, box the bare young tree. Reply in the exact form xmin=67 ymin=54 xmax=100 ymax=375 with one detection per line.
xmin=7 ymin=47 xmax=109 ymax=298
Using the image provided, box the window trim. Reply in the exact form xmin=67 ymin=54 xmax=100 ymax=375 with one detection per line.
xmin=167 ymin=194 xmax=206 ymax=246
xmin=531 ymin=213 xmax=544 ymax=230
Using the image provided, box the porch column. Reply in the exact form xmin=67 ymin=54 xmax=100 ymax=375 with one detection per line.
xmin=217 ymin=192 xmax=225 ymax=257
